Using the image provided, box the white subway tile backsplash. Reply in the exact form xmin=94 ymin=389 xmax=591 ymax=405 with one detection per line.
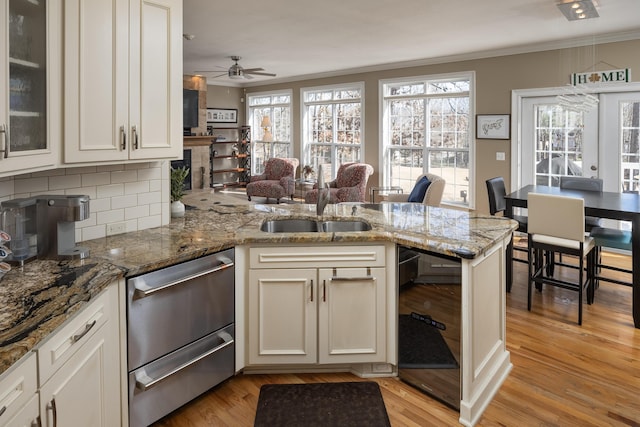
xmin=14 ymin=177 xmax=48 ymax=193
xmin=125 ymin=204 xmax=149 ymax=220
xmin=97 ymin=209 xmax=125 ymax=225
xmin=111 ymin=194 xmax=138 ymax=209
xmin=82 ymin=172 xmax=111 ymax=187
xmin=97 ymin=183 xmax=125 ymax=199
xmin=2 ymin=162 xmax=170 ymax=243
xmin=49 ymin=174 xmax=82 ymax=190
xmin=111 ymin=170 xmax=138 ymax=184
xmin=125 ymin=180 xmax=150 ymax=195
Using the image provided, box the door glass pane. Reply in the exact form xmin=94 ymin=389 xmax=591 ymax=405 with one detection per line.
xmin=620 ymin=101 xmax=640 ymax=193
xmin=534 ymin=104 xmax=584 ymax=186
xmin=9 ymin=0 xmax=47 ymax=153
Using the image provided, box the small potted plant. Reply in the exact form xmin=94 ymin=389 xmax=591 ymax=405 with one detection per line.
xmin=170 ymin=166 xmax=190 ymax=218
xmin=302 ymin=164 xmax=315 ymax=181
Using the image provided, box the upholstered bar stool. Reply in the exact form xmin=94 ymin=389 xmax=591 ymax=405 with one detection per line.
xmin=527 ymin=193 xmax=596 ymax=325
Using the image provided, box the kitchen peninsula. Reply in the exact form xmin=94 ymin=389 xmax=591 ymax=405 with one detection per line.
xmin=0 ymin=191 xmax=517 ymax=427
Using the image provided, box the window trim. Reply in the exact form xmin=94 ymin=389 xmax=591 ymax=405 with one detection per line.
xmin=300 ymin=81 xmax=365 ymax=179
xmin=379 ymin=71 xmax=476 ymax=208
xmin=246 ymin=89 xmax=293 ymax=175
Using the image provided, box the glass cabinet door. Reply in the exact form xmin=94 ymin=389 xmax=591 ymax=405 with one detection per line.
xmin=6 ymin=0 xmax=47 ymax=156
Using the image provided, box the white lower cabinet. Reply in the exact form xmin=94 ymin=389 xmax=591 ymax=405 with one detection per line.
xmin=248 ymin=245 xmax=387 ymax=366
xmin=0 ymin=353 xmax=38 ymax=427
xmin=37 ymin=285 xmax=120 ymax=427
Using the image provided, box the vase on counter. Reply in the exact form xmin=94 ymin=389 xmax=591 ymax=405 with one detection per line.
xmin=171 ymin=200 xmax=185 ymax=218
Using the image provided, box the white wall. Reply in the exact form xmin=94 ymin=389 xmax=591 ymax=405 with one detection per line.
xmin=0 ymin=162 xmax=170 ymax=243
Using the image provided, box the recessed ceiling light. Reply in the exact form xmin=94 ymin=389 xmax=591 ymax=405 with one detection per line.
xmin=557 ymin=0 xmax=599 ymax=21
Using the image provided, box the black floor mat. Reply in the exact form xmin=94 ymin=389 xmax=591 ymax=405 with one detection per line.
xmin=254 ymin=382 xmax=391 ymax=427
xmin=398 ymin=314 xmax=459 ymax=369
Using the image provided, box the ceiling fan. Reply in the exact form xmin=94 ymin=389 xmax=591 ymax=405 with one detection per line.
xmin=196 ymin=56 xmax=276 ymax=80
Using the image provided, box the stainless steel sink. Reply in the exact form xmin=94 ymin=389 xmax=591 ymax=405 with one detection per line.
xmin=260 ymin=219 xmax=319 ymax=233
xmin=260 ymin=219 xmax=372 ymax=233
xmin=320 ymin=220 xmax=372 ymax=232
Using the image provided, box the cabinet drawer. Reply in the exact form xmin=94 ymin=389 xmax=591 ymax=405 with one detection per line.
xmin=1 ymin=394 xmax=38 ymax=427
xmin=250 ymin=245 xmax=386 ymax=269
xmin=37 ymin=286 xmax=117 ymax=385
xmin=0 ymin=352 xmax=37 ymax=427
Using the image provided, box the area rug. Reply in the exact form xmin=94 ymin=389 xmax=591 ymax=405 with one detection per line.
xmin=398 ymin=314 xmax=459 ymax=369
xmin=254 ymin=382 xmax=391 ymax=427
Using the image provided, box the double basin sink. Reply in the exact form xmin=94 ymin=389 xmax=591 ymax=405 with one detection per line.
xmin=261 ymin=218 xmax=372 ymax=233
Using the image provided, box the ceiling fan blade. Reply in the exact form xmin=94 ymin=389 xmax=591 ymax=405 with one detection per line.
xmin=247 ymin=71 xmax=277 ymax=77
xmin=207 ymin=73 xmax=228 ymax=79
xmin=242 ymin=67 xmax=264 ymax=73
xmin=244 ymin=74 xmax=254 ymax=79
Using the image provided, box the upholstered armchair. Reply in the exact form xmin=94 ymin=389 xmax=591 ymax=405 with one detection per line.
xmin=383 ymin=173 xmax=446 ymax=207
xmin=246 ymin=158 xmax=299 ymax=203
xmin=304 ymin=162 xmax=374 ymax=204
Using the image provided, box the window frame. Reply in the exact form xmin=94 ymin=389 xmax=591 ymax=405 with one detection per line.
xmin=379 ymin=71 xmax=475 ymax=208
xmin=300 ymin=82 xmax=365 ymax=180
xmin=246 ymin=89 xmax=293 ymax=175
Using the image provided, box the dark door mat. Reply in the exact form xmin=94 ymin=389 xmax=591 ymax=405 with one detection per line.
xmin=254 ymin=382 xmax=391 ymax=427
xmin=399 ymin=314 xmax=459 ymax=369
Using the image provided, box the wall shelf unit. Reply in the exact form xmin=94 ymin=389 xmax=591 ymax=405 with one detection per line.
xmin=209 ymin=126 xmax=251 ymax=189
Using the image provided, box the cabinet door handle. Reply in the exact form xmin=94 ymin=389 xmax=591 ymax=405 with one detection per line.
xmin=323 ymin=279 xmax=326 ymax=302
xmin=120 ymin=126 xmax=126 ymax=150
xmin=31 ymin=415 xmax=41 ymax=427
xmin=310 ymin=279 xmax=314 ymax=302
xmin=46 ymin=399 xmax=57 ymax=427
xmin=132 ymin=125 xmax=139 ymax=149
xmin=0 ymin=124 xmax=6 ymax=159
xmin=0 ymin=405 xmax=6 ymax=417
xmin=71 ymin=320 xmax=97 ymax=343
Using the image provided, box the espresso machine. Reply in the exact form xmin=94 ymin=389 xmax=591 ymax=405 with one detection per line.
xmin=36 ymin=195 xmax=91 ymax=260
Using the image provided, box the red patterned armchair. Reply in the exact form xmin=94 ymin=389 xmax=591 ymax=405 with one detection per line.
xmin=304 ymin=162 xmax=374 ymax=204
xmin=246 ymin=158 xmax=299 ymax=203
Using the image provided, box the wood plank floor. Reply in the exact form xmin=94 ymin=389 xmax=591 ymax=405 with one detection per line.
xmin=154 ymin=194 xmax=640 ymax=426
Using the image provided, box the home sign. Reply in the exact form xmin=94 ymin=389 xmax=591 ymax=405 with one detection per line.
xmin=571 ymin=68 xmax=631 ymax=85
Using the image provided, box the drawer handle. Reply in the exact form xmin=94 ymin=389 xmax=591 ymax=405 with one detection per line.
xmin=330 ymin=266 xmax=374 ymax=282
xmin=135 ymin=331 xmax=234 ymax=392
xmin=72 ymin=320 xmax=97 ymax=343
xmin=133 ymin=258 xmax=234 ymax=298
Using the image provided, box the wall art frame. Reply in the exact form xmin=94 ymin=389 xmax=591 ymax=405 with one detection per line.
xmin=476 ymin=114 xmax=510 ymax=140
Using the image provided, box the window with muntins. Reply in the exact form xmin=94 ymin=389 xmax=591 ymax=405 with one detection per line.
xmin=381 ymin=73 xmax=473 ymax=206
xmin=248 ymin=91 xmax=292 ymax=175
xmin=302 ymin=83 xmax=364 ymax=179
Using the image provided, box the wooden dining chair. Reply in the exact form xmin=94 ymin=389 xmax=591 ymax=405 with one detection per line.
xmin=527 ymin=193 xmax=596 ymax=325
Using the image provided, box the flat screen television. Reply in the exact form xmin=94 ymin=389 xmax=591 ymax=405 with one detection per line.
xmin=183 ymin=89 xmax=199 ymax=130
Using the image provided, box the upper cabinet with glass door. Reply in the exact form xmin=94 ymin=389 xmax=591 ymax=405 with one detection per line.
xmin=0 ymin=0 xmax=61 ymax=177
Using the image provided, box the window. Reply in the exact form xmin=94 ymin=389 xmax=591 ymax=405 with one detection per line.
xmin=247 ymin=91 xmax=292 ymax=175
xmin=381 ymin=73 xmax=473 ymax=206
xmin=301 ymin=83 xmax=364 ymax=179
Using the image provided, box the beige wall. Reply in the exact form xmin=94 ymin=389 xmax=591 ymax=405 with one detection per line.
xmin=210 ymin=39 xmax=640 ymax=213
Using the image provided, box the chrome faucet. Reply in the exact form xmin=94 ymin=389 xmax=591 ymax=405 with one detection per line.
xmin=316 ymin=164 xmax=330 ymax=216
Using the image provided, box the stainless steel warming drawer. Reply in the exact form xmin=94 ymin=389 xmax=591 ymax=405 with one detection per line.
xmin=126 ymin=248 xmax=235 ymax=427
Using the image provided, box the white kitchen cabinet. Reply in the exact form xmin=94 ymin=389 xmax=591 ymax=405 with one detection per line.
xmin=248 ymin=245 xmax=387 ymax=366
xmin=63 ymin=0 xmax=182 ymax=164
xmin=0 ymin=352 xmax=37 ymax=427
xmin=0 ymin=0 xmax=61 ymax=177
xmin=2 ymin=394 xmax=39 ymax=427
xmin=37 ymin=285 xmax=120 ymax=427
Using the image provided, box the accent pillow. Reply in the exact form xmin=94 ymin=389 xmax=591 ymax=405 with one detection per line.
xmin=407 ymin=176 xmax=431 ymax=203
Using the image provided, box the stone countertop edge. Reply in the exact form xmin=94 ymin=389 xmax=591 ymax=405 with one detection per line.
xmin=0 ymin=192 xmax=517 ymax=376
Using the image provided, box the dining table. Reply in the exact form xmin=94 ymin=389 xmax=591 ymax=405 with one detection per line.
xmin=504 ymin=184 xmax=640 ymax=329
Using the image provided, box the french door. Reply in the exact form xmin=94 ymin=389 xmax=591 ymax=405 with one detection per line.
xmin=516 ymin=86 xmax=640 ymax=193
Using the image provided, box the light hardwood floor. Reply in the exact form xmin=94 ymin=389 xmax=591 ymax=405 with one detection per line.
xmin=155 ymin=195 xmax=640 ymax=426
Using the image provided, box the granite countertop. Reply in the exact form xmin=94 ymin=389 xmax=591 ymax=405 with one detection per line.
xmin=0 ymin=190 xmax=517 ymax=375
